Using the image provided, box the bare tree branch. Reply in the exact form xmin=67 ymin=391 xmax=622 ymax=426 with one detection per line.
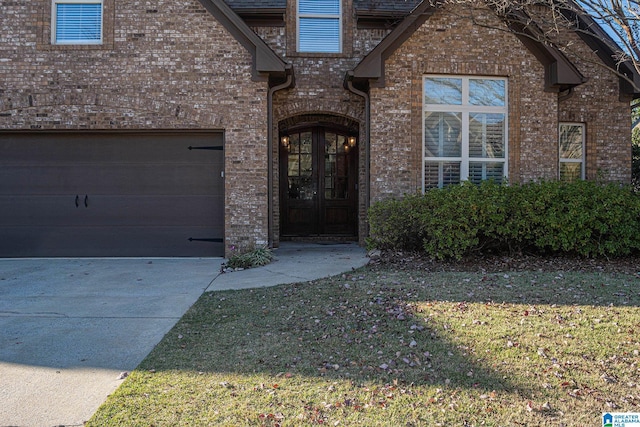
xmin=428 ymin=0 xmax=640 ymax=93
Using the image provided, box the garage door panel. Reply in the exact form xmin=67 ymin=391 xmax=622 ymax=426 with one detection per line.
xmin=84 ymin=196 xmax=225 ymax=227
xmin=0 ymin=226 xmax=223 ymax=257
xmin=2 ymin=196 xmax=224 ymax=227
xmin=0 ymin=196 xmax=81 ymax=226
xmin=1 ymin=133 xmax=223 ymax=164
xmin=0 ymin=131 xmax=224 ymax=257
xmin=1 ymin=164 xmax=223 ymax=195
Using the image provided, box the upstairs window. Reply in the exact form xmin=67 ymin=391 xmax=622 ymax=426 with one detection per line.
xmin=559 ymin=123 xmax=585 ymax=182
xmin=52 ymin=0 xmax=103 ymax=45
xmin=298 ymin=0 xmax=341 ymax=53
xmin=423 ymin=76 xmax=508 ymax=189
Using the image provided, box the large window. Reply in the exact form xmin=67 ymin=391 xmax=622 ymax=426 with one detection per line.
xmin=423 ymin=76 xmax=508 ymax=189
xmin=297 ymin=0 xmax=341 ymax=53
xmin=559 ymin=123 xmax=585 ymax=182
xmin=52 ymin=0 xmax=103 ymax=45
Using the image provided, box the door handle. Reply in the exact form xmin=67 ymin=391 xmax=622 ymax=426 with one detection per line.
xmin=84 ymin=195 xmax=88 ymax=208
xmin=75 ymin=195 xmax=79 ymax=208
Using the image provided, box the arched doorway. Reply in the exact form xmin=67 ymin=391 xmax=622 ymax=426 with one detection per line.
xmin=279 ymin=123 xmax=358 ymax=238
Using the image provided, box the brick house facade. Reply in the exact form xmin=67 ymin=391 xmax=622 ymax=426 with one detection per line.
xmin=0 ymin=0 xmax=636 ymax=257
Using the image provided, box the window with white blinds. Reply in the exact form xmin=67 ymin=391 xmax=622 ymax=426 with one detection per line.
xmin=423 ymin=76 xmax=508 ymax=189
xmin=559 ymin=123 xmax=585 ymax=182
xmin=52 ymin=0 xmax=103 ymax=45
xmin=298 ymin=0 xmax=341 ymax=53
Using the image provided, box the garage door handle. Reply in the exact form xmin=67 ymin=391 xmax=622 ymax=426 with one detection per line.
xmin=75 ymin=195 xmax=79 ymax=208
xmin=84 ymin=195 xmax=88 ymax=208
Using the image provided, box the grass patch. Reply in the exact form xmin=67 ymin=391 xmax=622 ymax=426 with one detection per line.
xmin=87 ymin=267 xmax=640 ymax=426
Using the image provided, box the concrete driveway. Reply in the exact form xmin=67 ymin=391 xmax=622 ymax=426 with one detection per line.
xmin=0 ymin=258 xmax=219 ymax=427
xmin=0 ymin=243 xmax=369 ymax=427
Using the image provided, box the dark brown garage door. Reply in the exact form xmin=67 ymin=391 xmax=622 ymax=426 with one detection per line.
xmin=0 ymin=131 xmax=224 ymax=257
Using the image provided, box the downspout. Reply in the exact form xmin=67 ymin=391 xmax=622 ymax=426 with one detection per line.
xmin=267 ymin=65 xmax=294 ymax=248
xmin=346 ymin=72 xmax=371 ymax=239
xmin=558 ymin=87 xmax=573 ymax=102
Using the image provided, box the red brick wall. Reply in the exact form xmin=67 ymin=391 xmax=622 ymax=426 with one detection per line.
xmin=369 ymin=7 xmax=559 ymax=201
xmin=367 ymin=6 xmax=631 ymax=203
xmin=557 ymin=31 xmax=632 ymax=182
xmin=0 ymin=0 xmax=271 ymax=255
xmin=2 ymin=1 xmax=630 ymax=252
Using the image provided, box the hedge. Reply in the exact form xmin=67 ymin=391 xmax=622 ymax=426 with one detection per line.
xmin=367 ymin=180 xmax=640 ymax=260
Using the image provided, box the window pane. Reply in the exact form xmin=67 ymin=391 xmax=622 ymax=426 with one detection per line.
xmin=424 ymin=78 xmax=462 ymax=105
xmin=327 ymin=177 xmax=348 ymax=199
xmin=55 ymin=3 xmax=102 ymax=43
xmin=560 ymin=162 xmax=582 ymax=182
xmin=300 ymin=132 xmax=312 ymax=153
xmin=424 ymin=112 xmax=461 ymax=157
xmin=469 ymin=113 xmax=505 ymax=158
xmin=299 ymin=18 xmax=340 ymax=53
xmin=299 ymin=0 xmax=340 ymax=15
xmin=288 ymin=155 xmax=299 ymax=177
xmin=289 ymin=133 xmax=300 ymax=154
xmin=468 ymin=162 xmax=504 ymax=184
xmin=559 ymin=124 xmax=583 ymax=159
xmin=337 ymin=134 xmax=346 ymax=154
xmin=325 ymin=133 xmax=337 ymax=154
xmin=298 ymin=176 xmax=313 ymax=200
xmin=469 ymin=79 xmax=505 ymax=106
xmin=424 ymin=161 xmax=461 ymax=189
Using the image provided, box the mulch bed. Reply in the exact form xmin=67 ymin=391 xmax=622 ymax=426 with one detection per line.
xmin=368 ymin=250 xmax=640 ymax=276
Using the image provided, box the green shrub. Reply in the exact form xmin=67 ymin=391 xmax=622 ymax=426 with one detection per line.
xmin=367 ymin=194 xmax=430 ymax=251
xmin=226 ymin=246 xmax=274 ymax=269
xmin=418 ymin=182 xmax=482 ymax=260
xmin=367 ymin=180 xmax=640 ymax=259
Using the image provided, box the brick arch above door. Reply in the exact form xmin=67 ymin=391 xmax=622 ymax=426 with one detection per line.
xmin=278 ymin=113 xmax=360 ymax=135
xmin=272 ymin=93 xmax=366 ymax=126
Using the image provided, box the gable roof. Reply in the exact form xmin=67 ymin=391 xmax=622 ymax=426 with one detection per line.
xmin=354 ymin=0 xmax=422 ymax=13
xmin=560 ymin=7 xmax=640 ymax=97
xmin=223 ymin=0 xmax=286 ymax=27
xmin=354 ymin=0 xmax=423 ymax=28
xmin=224 ymin=0 xmax=285 ymax=8
xmin=198 ymin=0 xmax=289 ymax=82
xmin=348 ymin=0 xmax=585 ymax=92
xmin=223 ymin=0 xmax=421 ymax=11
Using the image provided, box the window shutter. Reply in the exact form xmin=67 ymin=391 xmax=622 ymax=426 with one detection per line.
xmin=468 ymin=162 xmax=504 ymax=184
xmin=424 ymin=112 xmax=462 ymax=157
xmin=298 ymin=0 xmax=341 ymax=53
xmin=299 ymin=19 xmax=340 ymax=53
xmin=424 ymin=162 xmax=461 ymax=189
xmin=469 ymin=113 xmax=505 ymax=159
xmin=299 ymin=0 xmax=340 ymax=15
xmin=55 ymin=3 xmax=102 ymax=44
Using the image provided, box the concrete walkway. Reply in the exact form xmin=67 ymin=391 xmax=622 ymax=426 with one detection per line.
xmin=0 ymin=242 xmax=367 ymax=427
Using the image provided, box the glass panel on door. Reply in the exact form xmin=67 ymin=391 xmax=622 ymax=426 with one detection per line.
xmin=324 ymin=133 xmax=349 ymax=200
xmin=287 ymin=132 xmax=313 ymax=200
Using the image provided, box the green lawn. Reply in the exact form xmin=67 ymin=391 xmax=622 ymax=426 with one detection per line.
xmin=87 ymin=266 xmax=640 ymax=426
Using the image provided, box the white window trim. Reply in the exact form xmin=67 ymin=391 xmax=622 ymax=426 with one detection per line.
xmin=51 ymin=0 xmax=103 ymax=45
xmin=297 ymin=0 xmax=342 ymax=54
xmin=559 ymin=122 xmax=586 ymax=181
xmin=422 ymin=75 xmax=509 ymax=191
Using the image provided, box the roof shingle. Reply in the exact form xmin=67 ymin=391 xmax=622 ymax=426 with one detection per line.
xmin=223 ymin=0 xmax=422 ymax=13
xmin=354 ymin=0 xmax=422 ymax=13
xmin=224 ymin=0 xmax=286 ymax=9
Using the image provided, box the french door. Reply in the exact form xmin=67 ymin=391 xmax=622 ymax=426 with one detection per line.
xmin=280 ymin=127 xmax=358 ymax=237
